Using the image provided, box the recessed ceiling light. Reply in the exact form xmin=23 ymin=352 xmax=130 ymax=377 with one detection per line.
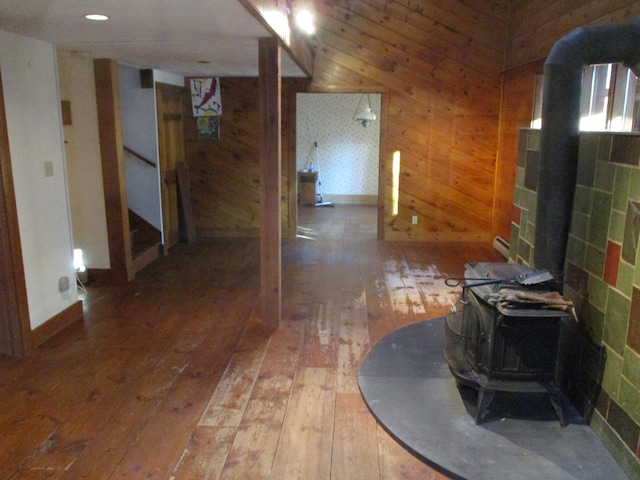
xmin=85 ymin=14 xmax=109 ymax=21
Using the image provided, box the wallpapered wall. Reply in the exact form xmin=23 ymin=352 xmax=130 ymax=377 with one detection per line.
xmin=296 ymin=93 xmax=381 ymax=197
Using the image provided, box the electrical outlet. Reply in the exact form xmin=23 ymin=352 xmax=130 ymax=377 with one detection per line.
xmin=412 ymin=215 xmax=418 ymax=225
xmin=44 ymin=161 xmax=54 ymax=177
xmin=58 ymin=276 xmax=70 ymax=292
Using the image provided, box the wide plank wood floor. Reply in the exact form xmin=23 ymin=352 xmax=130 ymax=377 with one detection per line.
xmin=0 ymin=204 xmax=503 ymax=479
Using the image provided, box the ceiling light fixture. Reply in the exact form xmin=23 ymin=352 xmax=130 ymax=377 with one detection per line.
xmin=85 ymin=14 xmax=109 ymax=21
xmin=353 ymin=94 xmax=377 ymax=128
xmin=295 ymin=9 xmax=316 ymax=35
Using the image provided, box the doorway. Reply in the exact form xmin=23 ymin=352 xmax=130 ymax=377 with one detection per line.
xmin=295 ymin=92 xmax=382 ymax=237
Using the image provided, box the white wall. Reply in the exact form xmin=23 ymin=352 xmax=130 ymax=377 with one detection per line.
xmin=119 ymin=66 xmax=184 ymax=232
xmin=153 ymin=70 xmax=184 ymax=87
xmin=119 ymin=65 xmax=163 ymax=230
xmin=0 ymin=31 xmax=78 ymax=329
xmin=296 ymin=93 xmax=380 ymax=197
xmin=58 ymin=51 xmax=110 ymax=269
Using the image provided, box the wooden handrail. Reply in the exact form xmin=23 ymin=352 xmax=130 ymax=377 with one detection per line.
xmin=124 ymin=146 xmax=156 ymax=168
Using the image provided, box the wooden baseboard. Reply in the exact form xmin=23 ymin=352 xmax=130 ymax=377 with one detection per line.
xmin=322 ymin=194 xmax=378 ymax=205
xmin=30 ymin=300 xmax=83 ymax=349
xmin=86 ymin=268 xmax=112 ymax=285
xmin=132 ymin=244 xmax=161 ymax=273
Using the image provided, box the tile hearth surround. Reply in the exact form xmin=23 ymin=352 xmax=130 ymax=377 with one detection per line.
xmin=511 ymin=129 xmax=640 ymax=477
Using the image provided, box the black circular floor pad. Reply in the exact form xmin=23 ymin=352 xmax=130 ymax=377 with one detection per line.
xmin=357 ymin=317 xmax=629 ymax=480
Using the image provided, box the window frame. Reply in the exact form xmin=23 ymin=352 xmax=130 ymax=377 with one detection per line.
xmin=531 ymin=63 xmax=639 ymax=132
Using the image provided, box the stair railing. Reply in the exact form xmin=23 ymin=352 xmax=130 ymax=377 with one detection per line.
xmin=124 ymin=146 xmax=156 ymax=168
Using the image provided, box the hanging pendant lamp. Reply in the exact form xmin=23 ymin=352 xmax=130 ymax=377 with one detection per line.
xmin=353 ymin=94 xmax=377 ymax=127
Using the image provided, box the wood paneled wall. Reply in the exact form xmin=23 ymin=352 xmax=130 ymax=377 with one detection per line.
xmin=493 ymin=60 xmax=543 ymax=242
xmin=186 ymin=0 xmax=640 ymax=245
xmin=505 ymin=0 xmax=640 ymax=71
xmin=185 ymin=78 xmax=305 ymax=239
xmin=186 ymin=78 xmax=261 ymax=238
xmin=310 ymin=0 xmax=509 ymax=242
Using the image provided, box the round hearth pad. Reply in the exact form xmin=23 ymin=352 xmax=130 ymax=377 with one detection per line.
xmin=357 ymin=317 xmax=630 ymax=480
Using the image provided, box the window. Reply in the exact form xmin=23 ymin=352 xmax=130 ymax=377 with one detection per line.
xmin=531 ymin=63 xmax=639 ymax=132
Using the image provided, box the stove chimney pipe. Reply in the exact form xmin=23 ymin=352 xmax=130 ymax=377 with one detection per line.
xmin=534 ymin=18 xmax=640 ymax=290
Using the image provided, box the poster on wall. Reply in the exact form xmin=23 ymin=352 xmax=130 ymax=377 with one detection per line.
xmin=190 ymin=78 xmax=222 ymax=117
xmin=197 ymin=116 xmax=220 ymax=140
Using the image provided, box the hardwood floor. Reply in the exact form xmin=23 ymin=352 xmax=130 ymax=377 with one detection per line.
xmin=0 ymin=204 xmax=503 ymax=479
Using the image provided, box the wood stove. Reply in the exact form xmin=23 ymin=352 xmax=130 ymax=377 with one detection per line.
xmin=444 ymin=262 xmax=573 ymax=425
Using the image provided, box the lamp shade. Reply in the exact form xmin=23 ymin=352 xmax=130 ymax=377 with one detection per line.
xmin=356 ymin=108 xmax=376 ymax=127
xmin=354 ymin=94 xmax=377 ymax=127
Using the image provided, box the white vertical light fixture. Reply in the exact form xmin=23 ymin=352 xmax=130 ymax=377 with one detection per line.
xmin=73 ymin=248 xmax=86 ymax=273
xmin=74 ymin=248 xmax=88 ymax=284
xmin=353 ymin=94 xmax=377 ymax=127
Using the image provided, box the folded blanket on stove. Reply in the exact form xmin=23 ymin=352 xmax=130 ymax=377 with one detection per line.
xmin=496 ymin=288 xmax=574 ymax=311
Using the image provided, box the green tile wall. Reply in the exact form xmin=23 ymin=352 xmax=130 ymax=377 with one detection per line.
xmin=512 ymin=129 xmax=640 ymax=477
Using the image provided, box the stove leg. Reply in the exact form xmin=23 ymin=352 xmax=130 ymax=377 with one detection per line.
xmin=549 ymin=392 xmax=567 ymax=427
xmin=475 ymin=388 xmax=495 ymax=424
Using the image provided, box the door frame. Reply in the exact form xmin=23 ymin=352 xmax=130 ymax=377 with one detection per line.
xmin=293 ymin=87 xmax=388 ymax=239
xmin=0 ymin=67 xmax=30 ymax=356
xmin=94 ymin=59 xmax=133 ymax=285
xmin=155 ymin=81 xmax=186 ymax=255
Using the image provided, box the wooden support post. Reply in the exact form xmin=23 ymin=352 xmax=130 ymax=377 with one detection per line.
xmin=94 ymin=59 xmax=133 ymax=285
xmin=258 ymin=37 xmax=282 ymax=329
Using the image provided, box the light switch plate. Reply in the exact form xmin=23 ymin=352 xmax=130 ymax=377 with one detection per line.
xmin=58 ymin=276 xmax=70 ymax=292
xmin=44 ymin=161 xmax=54 ymax=177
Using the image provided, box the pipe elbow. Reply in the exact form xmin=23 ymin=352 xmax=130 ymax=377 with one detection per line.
xmin=625 ymin=18 xmax=640 ymax=75
xmin=545 ymin=27 xmax=588 ymax=68
xmin=545 ymin=17 xmax=640 ymax=70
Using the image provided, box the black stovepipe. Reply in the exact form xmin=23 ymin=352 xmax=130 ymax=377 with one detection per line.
xmin=535 ymin=18 xmax=640 ymax=290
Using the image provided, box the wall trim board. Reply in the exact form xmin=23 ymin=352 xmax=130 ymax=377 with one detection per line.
xmin=322 ymin=194 xmax=378 ymax=204
xmin=94 ymin=58 xmax=132 ymax=285
xmin=85 ymin=268 xmax=113 ymax=286
xmin=0 ymin=67 xmax=31 ymax=356
xmin=30 ymin=300 xmax=83 ymax=349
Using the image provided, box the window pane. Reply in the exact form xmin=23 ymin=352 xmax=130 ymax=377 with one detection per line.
xmin=530 ymin=74 xmax=543 ymax=129
xmin=581 ymin=64 xmax=611 ymax=131
xmin=531 ymin=63 xmax=638 ymax=132
xmin=609 ymin=66 xmax=637 ymax=131
xmin=633 ymin=86 xmax=640 ymax=132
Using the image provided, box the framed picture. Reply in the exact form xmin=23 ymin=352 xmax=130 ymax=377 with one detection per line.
xmin=197 ymin=116 xmax=220 ymax=140
xmin=190 ymin=78 xmax=222 ymax=117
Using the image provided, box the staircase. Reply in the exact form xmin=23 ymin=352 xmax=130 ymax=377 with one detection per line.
xmin=129 ymin=210 xmax=162 ymax=273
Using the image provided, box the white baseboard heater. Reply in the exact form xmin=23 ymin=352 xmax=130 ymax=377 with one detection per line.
xmin=492 ymin=236 xmax=509 ymax=259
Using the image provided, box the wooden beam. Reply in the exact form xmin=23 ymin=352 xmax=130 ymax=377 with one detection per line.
xmin=238 ymin=0 xmax=314 ymax=77
xmin=94 ymin=59 xmax=133 ymax=285
xmin=259 ymin=37 xmax=282 ymax=329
